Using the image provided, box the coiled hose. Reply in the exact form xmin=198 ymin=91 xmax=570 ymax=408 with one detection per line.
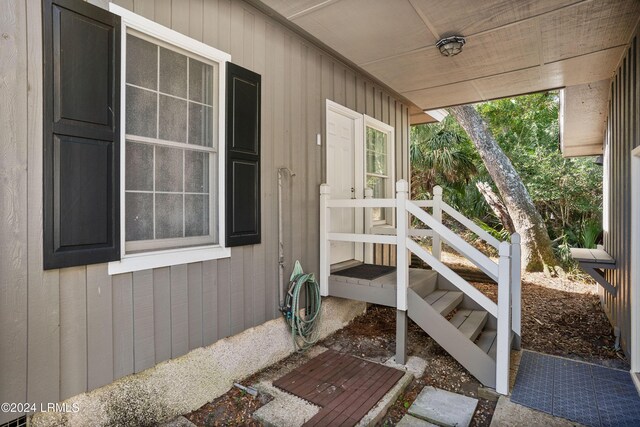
xmin=280 ymin=261 xmax=322 ymax=352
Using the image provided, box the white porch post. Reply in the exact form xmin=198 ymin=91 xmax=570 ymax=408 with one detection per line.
xmin=432 ymin=185 xmax=443 ymax=261
xmin=511 ymin=233 xmax=522 ymax=350
xmin=496 ymin=241 xmax=512 ymax=395
xmin=319 ymin=184 xmax=330 ymax=296
xmin=364 ymin=187 xmax=374 ymax=264
xmin=396 ymin=180 xmax=409 ymax=365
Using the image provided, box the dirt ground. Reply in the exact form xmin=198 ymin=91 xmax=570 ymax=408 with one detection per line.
xmin=184 ymin=253 xmax=627 ymax=426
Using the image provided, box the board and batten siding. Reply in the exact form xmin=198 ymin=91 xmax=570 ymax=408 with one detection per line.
xmin=0 ymin=0 xmax=410 ymax=421
xmin=602 ymin=25 xmax=639 ymax=358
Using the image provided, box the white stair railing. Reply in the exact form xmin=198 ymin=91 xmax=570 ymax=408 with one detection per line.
xmin=432 ymin=185 xmax=443 ymax=261
xmin=406 ymin=201 xmax=499 ymax=281
xmin=441 ymin=201 xmax=501 ymax=249
xmin=319 ymin=180 xmax=521 ymax=394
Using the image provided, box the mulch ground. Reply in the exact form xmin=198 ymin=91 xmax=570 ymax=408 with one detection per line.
xmin=184 ymin=387 xmax=271 ymax=426
xmin=183 ymin=253 xmax=627 ymax=426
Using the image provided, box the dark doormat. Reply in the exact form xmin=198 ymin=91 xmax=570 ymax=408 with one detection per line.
xmin=333 ymin=264 xmax=396 ymax=281
xmin=511 ymin=350 xmax=640 ymax=426
xmin=273 ymin=349 xmax=404 ymax=426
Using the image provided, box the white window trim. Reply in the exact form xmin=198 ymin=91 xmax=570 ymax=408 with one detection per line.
xmin=108 ymin=4 xmax=231 ymax=275
xmin=364 ymin=115 xmax=395 ymax=227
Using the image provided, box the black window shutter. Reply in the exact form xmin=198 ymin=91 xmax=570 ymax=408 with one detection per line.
xmin=43 ymin=0 xmax=121 ymax=269
xmin=226 ymin=63 xmax=261 ymax=247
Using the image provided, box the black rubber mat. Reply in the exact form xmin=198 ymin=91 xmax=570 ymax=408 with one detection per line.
xmin=333 ymin=264 xmax=396 ymax=281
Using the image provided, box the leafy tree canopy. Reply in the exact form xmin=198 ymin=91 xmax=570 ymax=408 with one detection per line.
xmin=411 ymin=91 xmax=602 ymax=261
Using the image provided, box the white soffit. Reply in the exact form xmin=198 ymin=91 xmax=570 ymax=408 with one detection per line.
xmin=258 ymin=0 xmax=639 ymax=110
xmin=560 ymin=80 xmax=610 ymax=158
xmin=255 ymin=0 xmax=639 ymax=153
xmin=284 ymin=0 xmax=436 ymax=65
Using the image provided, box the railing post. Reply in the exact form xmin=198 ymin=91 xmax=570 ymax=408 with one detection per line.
xmin=319 ymin=184 xmax=331 ymax=296
xmin=364 ymin=187 xmax=374 ymax=264
xmin=432 ymin=185 xmax=443 ymax=261
xmin=395 ymin=180 xmax=409 ymax=365
xmin=496 ymin=241 xmax=512 ymax=395
xmin=511 ymin=233 xmax=522 ymax=350
xmin=396 ymin=180 xmax=409 ymax=311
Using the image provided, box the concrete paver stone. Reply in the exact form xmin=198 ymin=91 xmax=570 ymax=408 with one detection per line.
xmin=408 ymin=386 xmax=478 ymax=427
xmin=396 ymin=414 xmax=439 ymax=426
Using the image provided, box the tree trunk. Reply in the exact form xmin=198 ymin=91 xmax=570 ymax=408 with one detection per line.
xmin=475 ymin=181 xmax=515 ymax=234
xmin=448 ymin=105 xmax=558 ymax=272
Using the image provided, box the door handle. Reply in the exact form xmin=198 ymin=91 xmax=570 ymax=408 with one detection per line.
xmin=351 ymin=187 xmax=355 ymax=199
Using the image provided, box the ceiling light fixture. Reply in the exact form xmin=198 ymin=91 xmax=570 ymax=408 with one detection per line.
xmin=436 ymin=35 xmax=466 ymax=57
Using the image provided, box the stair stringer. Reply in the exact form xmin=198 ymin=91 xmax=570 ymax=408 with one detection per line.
xmin=407 ymin=288 xmax=497 ymax=388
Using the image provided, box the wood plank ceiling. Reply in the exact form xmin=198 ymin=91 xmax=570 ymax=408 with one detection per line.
xmin=255 ymin=0 xmax=640 ymax=156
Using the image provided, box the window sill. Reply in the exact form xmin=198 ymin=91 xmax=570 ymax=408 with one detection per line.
xmin=108 ymin=245 xmax=231 ymax=275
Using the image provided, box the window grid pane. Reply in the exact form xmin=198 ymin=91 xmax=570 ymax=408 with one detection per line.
xmin=366 ymin=126 xmax=389 ymax=222
xmin=125 ymin=35 xmax=217 ymax=148
xmin=367 ymin=174 xmax=387 ymax=221
xmin=124 ymin=33 xmax=217 ymax=249
xmin=125 ymin=143 xmax=210 ymax=242
xmin=366 ymin=127 xmax=388 ymax=176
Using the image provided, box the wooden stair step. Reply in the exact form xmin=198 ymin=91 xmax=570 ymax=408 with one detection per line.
xmin=475 ymin=329 xmax=497 ymax=354
xmin=408 ymin=270 xmax=438 ymax=298
xmin=428 ymin=290 xmax=463 ymax=317
xmin=457 ymin=310 xmax=488 ymax=341
xmin=424 ymin=289 xmax=447 ymax=305
xmin=478 ymin=330 xmax=515 ymax=360
xmin=449 ymin=309 xmax=472 ymax=328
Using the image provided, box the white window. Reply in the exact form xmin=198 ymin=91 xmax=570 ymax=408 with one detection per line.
xmin=364 ymin=116 xmax=394 ymax=224
xmin=108 ymin=5 xmax=231 ymax=274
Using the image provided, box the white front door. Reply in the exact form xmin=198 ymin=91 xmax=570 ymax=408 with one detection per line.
xmin=326 ymin=101 xmax=363 ymax=264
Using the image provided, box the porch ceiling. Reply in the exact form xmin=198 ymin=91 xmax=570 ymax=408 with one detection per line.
xmin=255 ymin=0 xmax=640 ymax=156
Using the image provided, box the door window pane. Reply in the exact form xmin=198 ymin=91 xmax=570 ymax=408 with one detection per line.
xmin=367 ymin=175 xmax=387 ymax=221
xmin=366 ymin=126 xmax=390 ymax=222
xmin=366 ymin=128 xmax=388 ymax=175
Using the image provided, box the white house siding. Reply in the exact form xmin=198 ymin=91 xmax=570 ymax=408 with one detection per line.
xmin=0 ymin=0 xmax=410 ymax=422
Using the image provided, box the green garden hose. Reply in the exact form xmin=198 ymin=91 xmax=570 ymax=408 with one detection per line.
xmin=280 ymin=261 xmax=322 ymax=352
